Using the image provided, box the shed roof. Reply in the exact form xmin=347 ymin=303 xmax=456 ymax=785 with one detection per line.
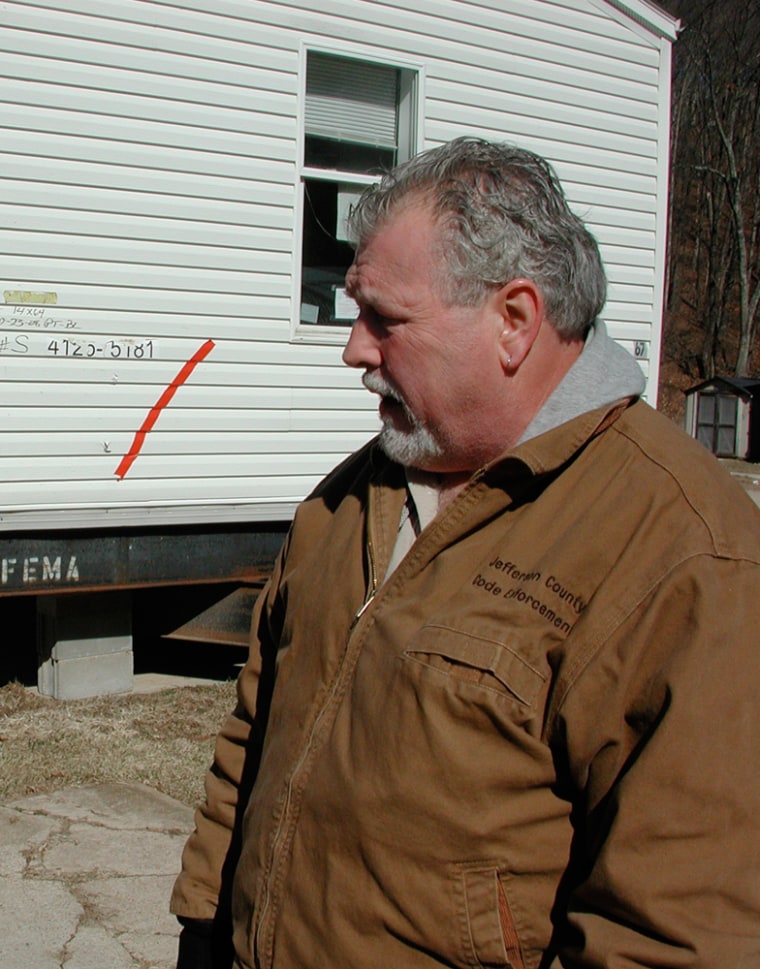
xmin=685 ymin=377 xmax=760 ymax=400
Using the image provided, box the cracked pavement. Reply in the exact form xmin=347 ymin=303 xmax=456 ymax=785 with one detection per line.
xmin=0 ymin=782 xmax=194 ymax=968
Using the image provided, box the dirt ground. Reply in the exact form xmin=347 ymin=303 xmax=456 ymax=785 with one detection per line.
xmin=0 ymin=677 xmax=237 ymax=807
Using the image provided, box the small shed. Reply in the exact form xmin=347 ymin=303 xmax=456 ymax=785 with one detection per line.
xmin=684 ymin=377 xmax=760 ymax=461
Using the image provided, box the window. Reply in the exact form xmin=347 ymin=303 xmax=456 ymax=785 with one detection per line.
xmin=298 ymin=51 xmax=418 ymax=330
xmin=696 ymin=392 xmax=738 ymax=456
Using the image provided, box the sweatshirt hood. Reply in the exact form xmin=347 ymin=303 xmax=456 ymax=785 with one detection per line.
xmin=517 ymin=319 xmax=646 ymax=446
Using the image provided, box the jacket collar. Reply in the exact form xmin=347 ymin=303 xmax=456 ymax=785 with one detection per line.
xmin=500 ymin=397 xmax=634 ymax=481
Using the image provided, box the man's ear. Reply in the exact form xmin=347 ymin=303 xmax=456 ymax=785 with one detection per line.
xmin=494 ymin=278 xmax=544 ymax=372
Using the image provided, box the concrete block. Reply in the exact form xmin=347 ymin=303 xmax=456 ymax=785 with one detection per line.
xmin=37 ymin=591 xmax=133 ymax=699
xmin=38 ymin=650 xmax=133 ymax=701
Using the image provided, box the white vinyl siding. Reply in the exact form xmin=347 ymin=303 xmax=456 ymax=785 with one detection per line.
xmin=0 ymin=0 xmax=676 ymax=530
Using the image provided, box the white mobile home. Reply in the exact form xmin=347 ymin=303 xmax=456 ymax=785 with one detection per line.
xmin=0 ymin=0 xmax=678 ymax=694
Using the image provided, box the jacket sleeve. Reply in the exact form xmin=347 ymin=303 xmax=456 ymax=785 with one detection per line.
xmin=552 ymin=554 xmax=760 ymax=968
xmin=170 ymin=538 xmax=289 ymax=922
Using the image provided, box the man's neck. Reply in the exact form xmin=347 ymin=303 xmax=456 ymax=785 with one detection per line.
xmin=435 ymin=471 xmax=473 ymax=511
xmin=407 ymin=468 xmax=473 ymax=516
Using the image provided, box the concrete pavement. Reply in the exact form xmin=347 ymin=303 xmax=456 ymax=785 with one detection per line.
xmin=0 ymin=782 xmax=193 ymax=969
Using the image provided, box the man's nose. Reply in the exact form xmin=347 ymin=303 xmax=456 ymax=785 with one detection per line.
xmin=342 ymin=312 xmax=382 ymax=370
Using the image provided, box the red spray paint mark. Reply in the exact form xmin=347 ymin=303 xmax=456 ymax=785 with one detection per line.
xmin=114 ymin=338 xmax=215 ymax=480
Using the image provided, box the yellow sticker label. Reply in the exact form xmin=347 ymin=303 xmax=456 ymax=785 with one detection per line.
xmin=4 ymin=290 xmax=58 ymax=304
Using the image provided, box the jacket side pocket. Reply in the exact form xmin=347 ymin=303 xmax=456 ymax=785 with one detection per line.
xmin=496 ymin=876 xmax=526 ymax=969
xmin=456 ymin=863 xmax=526 ymax=969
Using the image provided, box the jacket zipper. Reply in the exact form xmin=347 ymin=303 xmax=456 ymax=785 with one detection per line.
xmin=254 ymin=536 xmax=379 ymax=965
xmin=351 ymin=537 xmax=378 ymax=630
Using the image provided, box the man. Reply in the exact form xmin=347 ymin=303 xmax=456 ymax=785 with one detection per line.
xmin=172 ymin=138 xmax=760 ymax=968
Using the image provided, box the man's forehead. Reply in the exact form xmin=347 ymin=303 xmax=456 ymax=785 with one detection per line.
xmin=358 ymin=197 xmax=436 ymax=250
xmin=344 ymin=235 xmax=385 ymax=292
xmin=353 ymin=205 xmax=436 ymax=268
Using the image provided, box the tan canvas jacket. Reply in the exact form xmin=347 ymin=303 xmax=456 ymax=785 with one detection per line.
xmin=172 ymin=399 xmax=760 ymax=969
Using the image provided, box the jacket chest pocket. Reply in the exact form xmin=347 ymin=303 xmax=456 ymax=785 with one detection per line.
xmin=403 ymin=623 xmax=547 ymax=717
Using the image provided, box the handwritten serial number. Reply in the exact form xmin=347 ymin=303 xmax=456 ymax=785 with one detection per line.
xmin=46 ymin=338 xmax=155 ymax=359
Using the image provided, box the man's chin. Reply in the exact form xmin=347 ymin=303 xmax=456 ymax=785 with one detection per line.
xmin=377 ymin=425 xmax=443 ymax=469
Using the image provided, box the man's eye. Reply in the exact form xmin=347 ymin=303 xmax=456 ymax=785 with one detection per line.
xmin=371 ymin=309 xmax=400 ymax=327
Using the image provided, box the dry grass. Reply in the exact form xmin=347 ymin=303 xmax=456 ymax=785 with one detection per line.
xmin=0 ymin=678 xmax=238 ymax=806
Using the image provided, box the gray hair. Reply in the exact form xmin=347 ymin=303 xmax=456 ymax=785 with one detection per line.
xmin=346 ymin=137 xmax=607 ymax=338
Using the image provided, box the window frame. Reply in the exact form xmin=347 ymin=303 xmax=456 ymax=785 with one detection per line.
xmin=696 ymin=391 xmax=739 ymax=456
xmin=291 ymin=43 xmax=423 ymax=344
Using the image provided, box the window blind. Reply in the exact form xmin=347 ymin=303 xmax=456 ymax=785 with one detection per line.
xmin=305 ymin=53 xmax=399 ymax=148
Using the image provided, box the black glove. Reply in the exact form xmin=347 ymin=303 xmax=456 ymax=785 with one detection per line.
xmin=176 ymin=917 xmax=219 ymax=969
